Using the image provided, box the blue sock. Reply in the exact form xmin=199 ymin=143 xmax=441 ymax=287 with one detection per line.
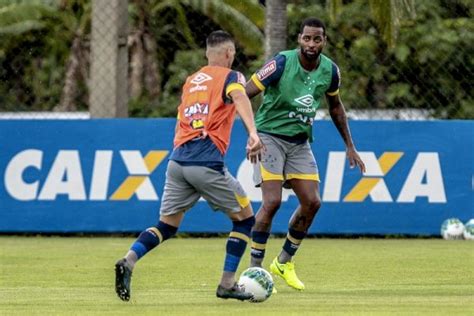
xmin=223 ymin=216 xmax=255 ymax=272
xmin=282 ymin=228 xmax=306 ymax=257
xmin=250 ymin=231 xmax=270 ymax=264
xmin=130 ymin=221 xmax=178 ymax=260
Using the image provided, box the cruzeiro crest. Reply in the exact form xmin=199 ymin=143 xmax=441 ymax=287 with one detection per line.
xmin=294 ymin=94 xmax=314 ymax=107
xmin=190 ymin=72 xmax=212 ymax=85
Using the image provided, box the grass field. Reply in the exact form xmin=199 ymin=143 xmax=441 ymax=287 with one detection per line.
xmin=1 ymin=237 xmax=473 ymax=315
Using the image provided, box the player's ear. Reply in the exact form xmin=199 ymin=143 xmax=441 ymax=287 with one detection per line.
xmin=226 ymin=46 xmax=235 ymax=59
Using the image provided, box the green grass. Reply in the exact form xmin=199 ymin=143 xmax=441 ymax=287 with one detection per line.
xmin=0 ymin=237 xmax=473 ymax=315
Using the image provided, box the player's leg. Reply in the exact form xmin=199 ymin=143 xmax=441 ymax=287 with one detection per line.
xmin=250 ymin=133 xmax=285 ymax=268
xmin=270 ymin=142 xmax=320 ymax=290
xmin=115 ymin=161 xmax=200 ymax=301
xmin=278 ymin=179 xmax=320 ymax=264
xmin=250 ymin=181 xmax=283 ymax=267
xmin=121 ymin=213 xmax=183 ymax=268
xmin=190 ymin=166 xmax=254 ymax=300
xmin=217 ymin=204 xmax=255 ymax=300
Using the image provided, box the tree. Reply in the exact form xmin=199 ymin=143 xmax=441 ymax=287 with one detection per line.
xmin=130 ymin=0 xmax=265 ymax=116
xmin=128 ymin=0 xmax=161 ymax=100
xmin=129 ymin=0 xmax=264 ymax=103
xmin=324 ymin=0 xmax=416 ymax=110
xmin=264 ymin=0 xmax=288 ymax=59
xmin=0 ymin=0 xmax=90 ymax=112
xmin=327 ymin=0 xmax=416 ymax=48
xmin=0 ymin=0 xmax=265 ymax=114
xmin=55 ymin=0 xmax=90 ymax=112
xmin=263 ymin=0 xmax=415 ymax=82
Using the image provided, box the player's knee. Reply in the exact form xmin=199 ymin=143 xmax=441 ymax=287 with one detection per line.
xmin=233 ymin=216 xmax=255 ymax=236
xmin=154 ymin=221 xmax=178 ymax=242
xmin=262 ymin=197 xmax=282 ymax=214
xmin=311 ymin=197 xmax=322 ymax=212
xmin=301 ymin=196 xmax=321 ymax=214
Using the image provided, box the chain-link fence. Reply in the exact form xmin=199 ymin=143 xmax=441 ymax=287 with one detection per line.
xmin=0 ymin=0 xmax=472 ymax=119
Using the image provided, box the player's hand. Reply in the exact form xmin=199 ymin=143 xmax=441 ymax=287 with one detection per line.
xmin=347 ymin=146 xmax=366 ymax=173
xmin=246 ymin=132 xmax=264 ymax=164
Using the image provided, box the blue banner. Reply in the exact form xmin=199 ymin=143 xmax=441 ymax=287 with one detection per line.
xmin=0 ymin=119 xmax=472 ymax=235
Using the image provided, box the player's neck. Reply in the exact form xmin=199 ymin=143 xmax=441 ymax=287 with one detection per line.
xmin=208 ymin=59 xmax=230 ymax=68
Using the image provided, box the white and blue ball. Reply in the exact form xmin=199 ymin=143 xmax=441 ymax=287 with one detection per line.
xmin=238 ymin=267 xmax=273 ymax=302
xmin=440 ymin=218 xmax=465 ymax=240
xmin=463 ymin=219 xmax=474 ymax=240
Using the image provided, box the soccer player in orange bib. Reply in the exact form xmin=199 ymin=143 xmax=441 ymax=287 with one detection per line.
xmin=115 ymin=30 xmax=263 ymax=302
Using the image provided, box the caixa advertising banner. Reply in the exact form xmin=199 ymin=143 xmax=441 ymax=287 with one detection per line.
xmin=0 ymin=119 xmax=472 ymax=235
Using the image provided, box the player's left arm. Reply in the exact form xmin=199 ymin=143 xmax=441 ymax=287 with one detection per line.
xmin=326 ymin=63 xmax=366 ymax=173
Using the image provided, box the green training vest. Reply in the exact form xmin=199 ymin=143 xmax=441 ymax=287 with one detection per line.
xmin=255 ymin=49 xmax=334 ymax=142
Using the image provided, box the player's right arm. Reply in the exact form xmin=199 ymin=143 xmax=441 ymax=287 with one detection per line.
xmin=245 ymin=54 xmax=286 ymax=99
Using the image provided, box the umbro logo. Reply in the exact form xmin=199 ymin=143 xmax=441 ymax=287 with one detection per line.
xmin=294 ymin=95 xmax=314 ymax=107
xmin=191 ymin=72 xmax=212 ymax=84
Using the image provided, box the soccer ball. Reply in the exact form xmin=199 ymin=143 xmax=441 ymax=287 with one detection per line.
xmin=238 ymin=267 xmax=273 ymax=303
xmin=463 ymin=219 xmax=474 ymax=240
xmin=440 ymin=218 xmax=465 ymax=240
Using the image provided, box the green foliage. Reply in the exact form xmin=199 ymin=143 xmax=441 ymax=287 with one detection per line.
xmin=223 ymin=0 xmax=265 ymax=29
xmin=185 ymin=0 xmax=264 ymax=55
xmin=0 ymin=0 xmax=471 ymax=118
xmin=388 ymin=2 xmax=473 ymax=118
xmin=286 ymin=0 xmax=473 ymax=118
xmin=149 ymin=0 xmax=264 ymax=55
xmin=130 ymin=49 xmax=206 ymax=118
xmin=128 ymin=0 xmax=263 ymax=117
xmin=0 ymin=0 xmax=90 ymax=111
xmin=0 ymin=2 xmax=55 ymax=35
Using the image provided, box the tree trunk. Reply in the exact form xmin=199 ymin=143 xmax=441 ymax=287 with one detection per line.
xmin=143 ymin=32 xmax=161 ymax=98
xmin=56 ymin=35 xmax=84 ymax=111
xmin=264 ymin=0 xmax=287 ymax=60
xmin=128 ymin=31 xmax=145 ymax=99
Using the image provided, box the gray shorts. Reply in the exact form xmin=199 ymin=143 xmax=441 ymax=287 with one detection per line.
xmin=253 ymin=133 xmax=320 ymax=186
xmin=160 ymin=160 xmax=250 ymax=216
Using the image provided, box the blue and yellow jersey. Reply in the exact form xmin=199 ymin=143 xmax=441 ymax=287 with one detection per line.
xmin=223 ymin=71 xmax=246 ymax=103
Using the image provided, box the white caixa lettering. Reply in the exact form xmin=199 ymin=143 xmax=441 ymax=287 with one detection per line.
xmin=4 ymin=149 xmax=163 ymax=201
